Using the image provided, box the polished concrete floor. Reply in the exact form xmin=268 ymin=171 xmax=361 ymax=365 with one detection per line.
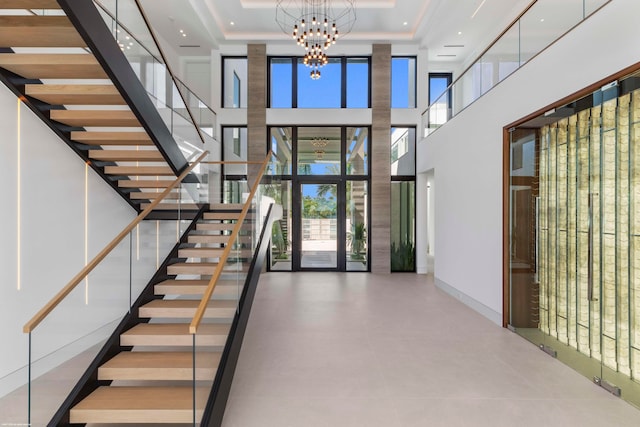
xmin=2 ymin=273 xmax=639 ymax=426
xmin=221 ymin=272 xmax=640 ymax=427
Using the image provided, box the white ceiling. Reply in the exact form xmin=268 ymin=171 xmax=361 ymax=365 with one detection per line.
xmin=140 ymin=0 xmax=532 ymax=65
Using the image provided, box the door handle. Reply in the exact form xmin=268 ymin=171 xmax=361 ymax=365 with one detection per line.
xmin=588 ymin=193 xmax=598 ymax=302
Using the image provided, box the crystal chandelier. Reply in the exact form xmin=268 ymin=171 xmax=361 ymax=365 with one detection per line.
xmin=276 ymin=0 xmax=356 ymax=79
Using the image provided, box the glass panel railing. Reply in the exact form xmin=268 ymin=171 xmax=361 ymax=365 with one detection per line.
xmin=189 ymin=153 xmax=278 ymax=424
xmin=422 ymin=0 xmax=611 ymax=137
xmin=94 ymin=0 xmax=218 ymax=155
xmin=22 ymin=154 xmax=207 ymax=425
xmin=25 ymin=209 xmax=191 ymax=425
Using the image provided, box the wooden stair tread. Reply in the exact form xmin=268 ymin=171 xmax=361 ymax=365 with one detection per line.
xmin=0 ymin=0 xmax=61 ymax=8
xmin=120 ymin=323 xmax=229 ymax=346
xmin=98 ymin=351 xmax=219 ymax=381
xmin=69 ymin=386 xmax=207 ymax=423
xmin=209 ymin=203 xmax=244 ymax=210
xmin=25 ymin=84 xmax=124 ymax=105
xmin=196 ymin=222 xmax=237 ymax=231
xmin=187 ymin=234 xmax=230 ymax=244
xmin=51 ymin=109 xmax=141 ymax=127
xmin=139 ymin=299 xmax=237 ymax=318
xmin=118 ymin=179 xmax=174 ymax=188
xmin=142 ymin=202 xmax=200 ymax=210
xmin=71 ymin=131 xmax=151 ymax=144
xmin=154 ymin=280 xmax=238 ymax=296
xmin=104 ymin=166 xmax=174 ymax=176
xmin=203 ymin=211 xmax=241 ymax=220
xmin=167 ymin=262 xmax=220 ymax=275
xmin=88 ymin=149 xmax=164 ymax=162
xmin=0 ymin=53 xmax=106 ymax=79
xmin=129 ymin=191 xmax=181 ymax=200
xmin=0 ymin=16 xmax=85 ymax=48
xmin=178 ymin=247 xmax=226 ymax=258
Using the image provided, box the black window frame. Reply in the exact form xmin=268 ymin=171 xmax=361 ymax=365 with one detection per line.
xmin=221 ymin=56 xmax=247 ymax=108
xmin=428 ymin=72 xmax=453 ymax=107
xmin=390 ymin=125 xmax=417 ymax=273
xmin=266 ymin=125 xmax=372 ymax=272
xmin=267 ymin=56 xmax=371 ymax=109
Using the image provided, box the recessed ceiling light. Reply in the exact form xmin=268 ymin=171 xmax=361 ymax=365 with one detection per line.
xmin=403 ymin=21 xmax=408 ymax=26
xmin=458 ymin=31 xmax=462 ymax=35
xmin=179 ymin=29 xmax=184 ymax=33
xmin=230 ymin=21 xmax=235 ymax=26
xmin=182 ymin=33 xmax=187 ymax=37
xmin=540 ymin=18 xmax=545 ymax=22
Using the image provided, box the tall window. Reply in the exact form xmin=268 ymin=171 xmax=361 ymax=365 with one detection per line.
xmin=428 ymin=72 xmax=452 ymax=130
xmin=391 ymin=127 xmax=416 ymax=272
xmin=268 ymin=56 xmax=370 ymax=108
xmin=391 ymin=57 xmax=417 ymax=108
xmin=222 ymin=57 xmax=247 ymax=108
xmin=270 ymin=57 xmax=293 ymax=108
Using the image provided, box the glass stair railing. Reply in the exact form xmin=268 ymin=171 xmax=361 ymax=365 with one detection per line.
xmin=20 ymin=152 xmax=283 ymax=426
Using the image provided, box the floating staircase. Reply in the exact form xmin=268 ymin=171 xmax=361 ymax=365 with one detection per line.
xmin=0 ymin=0 xmax=196 ymax=212
xmin=68 ymin=204 xmax=250 ymax=424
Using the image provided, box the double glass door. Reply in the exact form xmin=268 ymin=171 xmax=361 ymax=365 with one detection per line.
xmin=507 ymin=82 xmax=640 ymax=407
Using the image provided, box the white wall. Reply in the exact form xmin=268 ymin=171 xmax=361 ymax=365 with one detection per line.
xmin=417 ymin=0 xmax=640 ymax=324
xmin=0 ymin=83 xmax=181 ymax=397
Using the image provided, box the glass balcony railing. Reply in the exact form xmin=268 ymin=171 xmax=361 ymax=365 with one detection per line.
xmin=422 ymin=0 xmax=611 ymax=137
xmin=94 ymin=0 xmax=218 ymax=158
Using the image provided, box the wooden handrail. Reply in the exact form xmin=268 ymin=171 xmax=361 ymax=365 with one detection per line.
xmin=201 ymin=160 xmax=265 ymax=165
xmin=23 ymin=151 xmax=209 ymax=334
xmin=189 ymin=151 xmax=273 ymax=334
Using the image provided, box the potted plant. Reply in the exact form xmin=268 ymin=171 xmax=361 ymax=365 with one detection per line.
xmin=347 ymin=222 xmax=367 ymax=260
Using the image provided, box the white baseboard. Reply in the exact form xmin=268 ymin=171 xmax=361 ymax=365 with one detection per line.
xmin=434 ymin=277 xmax=502 ymax=326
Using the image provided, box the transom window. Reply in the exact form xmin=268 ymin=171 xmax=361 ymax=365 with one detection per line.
xmin=268 ymin=56 xmax=370 ymax=108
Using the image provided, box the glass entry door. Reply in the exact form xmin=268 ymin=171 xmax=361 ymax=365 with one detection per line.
xmin=297 ymin=182 xmax=340 ymax=270
xmin=507 ymin=82 xmax=640 ymax=408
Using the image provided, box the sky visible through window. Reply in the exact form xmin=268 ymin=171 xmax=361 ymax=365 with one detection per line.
xmin=429 ymin=76 xmax=449 ymax=104
xmin=270 ymin=56 xmax=418 ymax=108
